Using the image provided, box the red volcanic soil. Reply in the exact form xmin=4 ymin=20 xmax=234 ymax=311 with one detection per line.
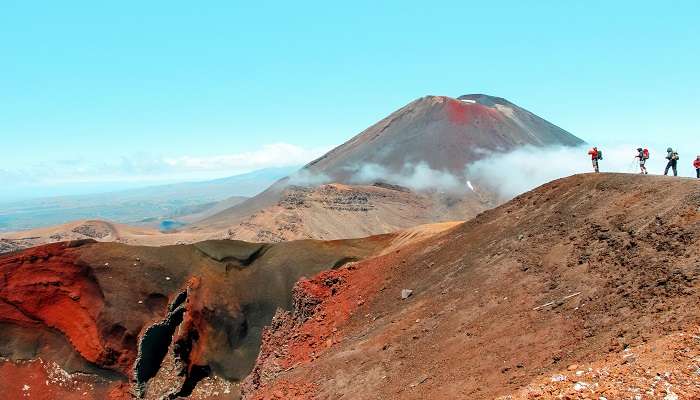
xmin=242 ymin=238 xmax=417 ymax=399
xmin=0 ymin=360 xmax=130 ymax=400
xmin=445 ymin=97 xmax=503 ymax=125
xmin=242 ymin=173 xmax=700 ymax=399
xmin=0 ymin=240 xmax=134 ymax=371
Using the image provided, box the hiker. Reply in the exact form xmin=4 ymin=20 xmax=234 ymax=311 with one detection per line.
xmin=664 ymin=147 xmax=679 ymax=176
xmin=588 ymin=146 xmax=602 ymax=173
xmin=636 ymin=147 xmax=649 ymax=174
xmin=694 ymin=155 xmax=700 ymax=178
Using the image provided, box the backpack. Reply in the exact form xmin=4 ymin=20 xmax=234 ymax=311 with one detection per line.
xmin=597 ymin=150 xmax=603 ymax=160
xmin=672 ymin=152 xmax=679 ymax=161
xmin=643 ymin=149 xmax=649 ymax=159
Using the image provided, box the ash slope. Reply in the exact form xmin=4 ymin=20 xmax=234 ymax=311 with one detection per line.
xmin=194 ymin=182 xmax=494 ymax=243
xmin=243 ymin=173 xmax=700 ymax=399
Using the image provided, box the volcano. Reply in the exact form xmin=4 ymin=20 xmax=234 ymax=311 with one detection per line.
xmin=304 ymin=94 xmax=583 ymax=181
xmin=0 ymin=94 xmax=584 ymax=251
xmin=191 ymin=94 xmax=583 ymax=242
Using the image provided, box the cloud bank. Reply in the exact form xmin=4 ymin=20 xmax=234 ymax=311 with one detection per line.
xmin=466 ymin=144 xmax=700 ymax=199
xmin=351 ymin=162 xmax=463 ymax=192
xmin=0 ymin=142 xmax=330 ymax=201
xmin=162 ymin=143 xmax=330 ymax=172
xmin=283 ymin=162 xmax=466 ymax=192
xmin=287 ymin=169 xmax=332 ymax=186
xmin=5 ymin=140 xmax=697 ymax=203
xmin=287 ymin=143 xmax=700 ymax=202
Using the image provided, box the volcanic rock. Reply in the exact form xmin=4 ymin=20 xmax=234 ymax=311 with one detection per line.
xmin=0 ymin=232 xmax=409 ymax=398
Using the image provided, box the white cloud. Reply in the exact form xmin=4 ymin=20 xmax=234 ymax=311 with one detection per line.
xmin=287 ymin=169 xmax=332 ymax=186
xmin=163 ymin=143 xmax=331 ymax=171
xmin=0 ymin=142 xmax=331 ymax=188
xmin=351 ymin=162 xmax=463 ymax=192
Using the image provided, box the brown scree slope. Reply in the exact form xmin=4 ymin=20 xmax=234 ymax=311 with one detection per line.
xmin=195 ymin=183 xmax=492 ymax=243
xmin=242 ymin=173 xmax=700 ymax=399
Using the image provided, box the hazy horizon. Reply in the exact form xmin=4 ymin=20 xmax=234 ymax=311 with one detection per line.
xmin=0 ymin=165 xmax=301 ymax=203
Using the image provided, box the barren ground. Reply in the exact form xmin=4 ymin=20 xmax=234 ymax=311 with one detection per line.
xmin=243 ymin=173 xmax=700 ymax=399
xmin=2 ymin=173 xmax=699 ymax=399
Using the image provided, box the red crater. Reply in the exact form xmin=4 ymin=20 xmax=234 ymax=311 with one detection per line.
xmin=1 ymin=236 xmax=390 ymax=396
xmin=0 ymin=240 xmax=135 ymax=373
xmin=445 ymin=97 xmax=502 ymax=125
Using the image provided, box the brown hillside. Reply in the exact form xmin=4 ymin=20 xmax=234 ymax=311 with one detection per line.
xmin=194 ymin=183 xmax=491 ymax=242
xmin=242 ymin=173 xmax=700 ymax=399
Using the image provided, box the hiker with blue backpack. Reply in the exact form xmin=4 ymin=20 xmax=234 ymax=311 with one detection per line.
xmin=588 ymin=146 xmax=602 ymax=173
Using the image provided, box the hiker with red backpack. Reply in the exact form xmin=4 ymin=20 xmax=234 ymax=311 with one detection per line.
xmin=588 ymin=146 xmax=602 ymax=173
xmin=694 ymin=155 xmax=700 ymax=178
xmin=636 ymin=147 xmax=649 ymax=174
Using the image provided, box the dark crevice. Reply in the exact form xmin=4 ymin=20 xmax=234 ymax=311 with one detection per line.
xmin=134 ymin=307 xmax=184 ymax=383
xmin=133 ymin=290 xmax=187 ymax=393
xmin=193 ymin=241 xmax=270 ymax=267
xmin=239 ymin=318 xmax=249 ymax=341
xmin=172 ymin=364 xmax=210 ymax=398
xmin=219 ymin=244 xmax=270 ymax=268
xmin=171 ymin=324 xmax=211 ymax=399
xmin=169 ymin=290 xmax=188 ymax=312
xmin=332 ymin=256 xmax=360 ymax=269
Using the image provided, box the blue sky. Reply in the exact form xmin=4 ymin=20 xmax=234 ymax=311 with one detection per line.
xmin=1 ymin=1 xmax=698 ymax=200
